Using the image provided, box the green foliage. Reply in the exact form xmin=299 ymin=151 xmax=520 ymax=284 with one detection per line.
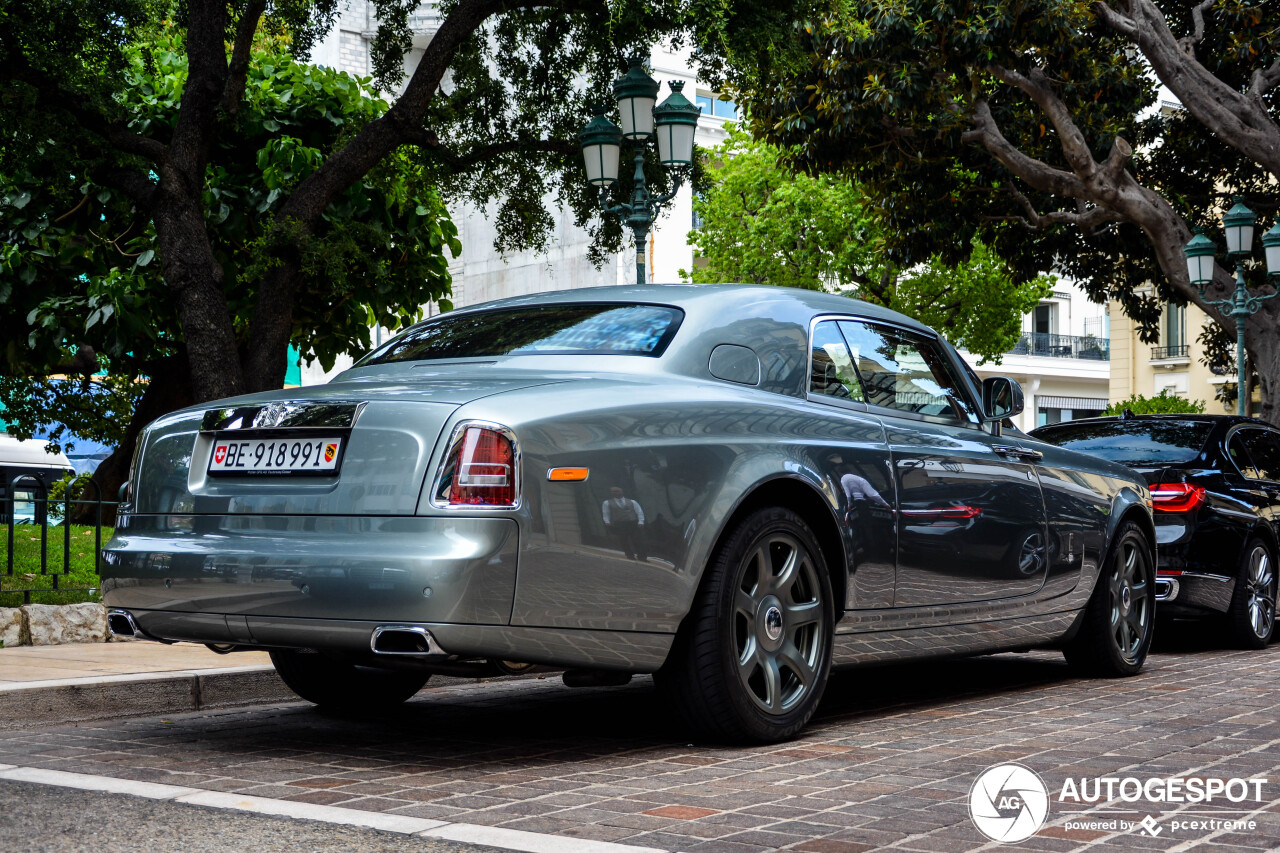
xmin=0 ymin=374 xmax=143 ymax=455
xmin=684 ymin=129 xmax=1053 ymax=362
xmin=739 ymin=0 xmax=1242 ymax=342
xmin=1104 ymin=391 xmax=1205 ymax=416
xmin=0 ymin=35 xmax=459 ymax=445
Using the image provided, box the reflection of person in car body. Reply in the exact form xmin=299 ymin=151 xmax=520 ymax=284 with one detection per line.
xmin=840 ymin=472 xmax=890 ymax=510
xmin=602 ymin=486 xmax=647 ymax=561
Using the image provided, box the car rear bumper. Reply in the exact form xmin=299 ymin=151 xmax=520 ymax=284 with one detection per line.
xmin=1156 ymin=570 xmax=1235 ymax=615
xmin=101 ymin=513 xmax=519 ymax=625
xmin=108 ymin=610 xmax=673 ymax=672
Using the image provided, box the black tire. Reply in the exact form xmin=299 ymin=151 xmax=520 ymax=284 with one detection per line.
xmin=1226 ymin=537 xmax=1276 ymax=650
xmin=270 ymin=649 xmax=429 ymax=711
xmin=656 ymin=506 xmax=834 ymax=743
xmin=1063 ymin=520 xmax=1154 ymax=676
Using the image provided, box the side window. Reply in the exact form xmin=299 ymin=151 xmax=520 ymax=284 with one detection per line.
xmin=837 ymin=320 xmax=979 ymax=424
xmin=1241 ymin=430 xmax=1280 ymax=481
xmin=1228 ymin=433 xmax=1260 ymax=479
xmin=809 ymin=320 xmax=864 ymax=402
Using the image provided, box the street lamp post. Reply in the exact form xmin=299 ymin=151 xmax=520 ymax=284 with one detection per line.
xmin=1183 ymin=198 xmax=1280 ymax=416
xmin=577 ymin=57 xmax=700 ymax=285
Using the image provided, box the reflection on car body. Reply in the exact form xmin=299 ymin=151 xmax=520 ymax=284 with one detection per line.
xmin=104 ymin=285 xmax=1155 ymax=742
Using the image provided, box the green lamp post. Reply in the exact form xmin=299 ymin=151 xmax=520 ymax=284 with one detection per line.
xmin=1182 ymin=199 xmax=1280 ymax=416
xmin=579 ymin=59 xmax=700 ymax=284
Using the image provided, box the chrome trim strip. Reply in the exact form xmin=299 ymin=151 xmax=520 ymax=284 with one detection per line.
xmin=370 ymin=625 xmax=448 ymax=656
xmin=429 ymin=420 xmax=522 ymax=511
xmin=201 ymin=401 xmax=368 ymax=432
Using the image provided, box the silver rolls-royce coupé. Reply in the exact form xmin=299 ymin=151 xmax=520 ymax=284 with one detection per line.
xmin=103 ymin=285 xmax=1155 ymax=741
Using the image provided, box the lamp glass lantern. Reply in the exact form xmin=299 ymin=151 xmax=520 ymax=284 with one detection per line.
xmin=1262 ymin=223 xmax=1280 ymax=277
xmin=1223 ymin=198 xmax=1256 ymax=256
xmin=612 ymin=58 xmax=660 ymax=140
xmin=652 ymin=81 xmax=700 ymax=168
xmin=1183 ymin=230 xmax=1218 ymax=287
xmin=579 ymin=109 xmax=622 ymax=187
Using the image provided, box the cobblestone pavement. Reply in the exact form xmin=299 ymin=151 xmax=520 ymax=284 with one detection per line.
xmin=0 ymin=633 xmax=1277 ymax=852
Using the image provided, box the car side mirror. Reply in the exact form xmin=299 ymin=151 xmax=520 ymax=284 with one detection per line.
xmin=981 ymin=377 xmax=1024 ymax=422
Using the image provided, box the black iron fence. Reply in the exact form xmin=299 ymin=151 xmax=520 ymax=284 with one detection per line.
xmin=1008 ymin=333 xmax=1110 ymax=360
xmin=1 ymin=472 xmax=113 ymax=605
xmin=1151 ymin=344 xmax=1191 ymax=360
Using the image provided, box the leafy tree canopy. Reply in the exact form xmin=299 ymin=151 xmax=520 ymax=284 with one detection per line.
xmin=1104 ymin=391 xmax=1206 ymax=416
xmin=0 ymin=31 xmax=458 ymax=494
xmin=684 ymin=128 xmax=1053 ymax=362
xmin=738 ymin=0 xmax=1280 ymax=423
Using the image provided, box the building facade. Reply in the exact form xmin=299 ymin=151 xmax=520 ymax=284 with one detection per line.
xmin=1108 ymin=299 xmax=1235 ymax=415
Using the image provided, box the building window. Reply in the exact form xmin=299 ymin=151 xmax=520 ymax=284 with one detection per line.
xmin=696 ymin=93 xmax=739 ymax=121
xmin=1164 ymin=303 xmax=1187 ymax=350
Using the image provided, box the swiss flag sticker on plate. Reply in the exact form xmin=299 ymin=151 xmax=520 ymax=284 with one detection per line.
xmin=214 ymin=446 xmax=227 ymax=464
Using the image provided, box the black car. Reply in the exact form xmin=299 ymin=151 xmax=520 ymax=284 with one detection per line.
xmin=1031 ymin=414 xmax=1278 ymax=648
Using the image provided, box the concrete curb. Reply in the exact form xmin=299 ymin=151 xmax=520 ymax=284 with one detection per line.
xmin=0 ymin=665 xmax=298 ymax=729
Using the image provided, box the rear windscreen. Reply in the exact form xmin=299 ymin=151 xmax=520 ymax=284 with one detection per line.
xmin=358 ymin=303 xmax=683 ymax=365
xmin=1033 ymin=420 xmax=1214 ymax=466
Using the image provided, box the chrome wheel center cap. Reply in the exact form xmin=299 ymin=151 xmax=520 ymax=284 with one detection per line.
xmin=764 ymin=606 xmax=784 ymax=642
xmin=1120 ymin=585 xmax=1132 ymax=614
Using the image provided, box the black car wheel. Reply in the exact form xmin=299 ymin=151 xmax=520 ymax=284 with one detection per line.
xmin=1063 ymin=520 xmax=1154 ymax=676
xmin=270 ymin=649 xmax=430 ymax=711
xmin=657 ymin=507 xmax=834 ymax=743
xmin=1227 ymin=538 xmax=1276 ymax=649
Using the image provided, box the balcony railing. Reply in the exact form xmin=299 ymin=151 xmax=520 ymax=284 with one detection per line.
xmin=1151 ymin=344 xmax=1190 ymax=360
xmin=1008 ymin=333 xmax=1110 ymax=360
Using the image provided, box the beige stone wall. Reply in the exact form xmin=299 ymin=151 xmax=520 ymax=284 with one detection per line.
xmin=1108 ymin=300 xmax=1234 ymax=415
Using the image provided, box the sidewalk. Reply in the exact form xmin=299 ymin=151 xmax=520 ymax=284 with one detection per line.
xmin=0 ymin=642 xmax=294 ymax=728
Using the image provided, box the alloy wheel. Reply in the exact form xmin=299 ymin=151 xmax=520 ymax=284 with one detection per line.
xmin=1244 ymin=545 xmax=1276 ymax=640
xmin=1109 ymin=538 xmax=1151 ymax=665
xmin=732 ymin=534 xmax=827 ymax=715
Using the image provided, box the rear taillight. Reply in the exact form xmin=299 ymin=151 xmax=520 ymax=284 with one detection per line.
xmin=1150 ymin=483 xmax=1206 ymax=513
xmin=435 ymin=423 xmax=519 ymax=508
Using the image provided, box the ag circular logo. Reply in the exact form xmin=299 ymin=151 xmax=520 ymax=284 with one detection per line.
xmin=968 ymin=763 xmax=1050 ymax=843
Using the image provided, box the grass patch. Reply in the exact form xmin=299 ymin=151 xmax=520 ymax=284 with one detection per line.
xmin=0 ymin=524 xmax=109 ymax=605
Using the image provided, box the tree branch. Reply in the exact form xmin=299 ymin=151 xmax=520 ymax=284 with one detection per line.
xmin=995 ymin=186 xmax=1123 ymax=231
xmin=1184 ymin=0 xmax=1216 ymax=52
xmin=985 ymin=65 xmax=1098 ymax=175
xmin=220 ymin=0 xmax=268 ymax=117
xmin=405 ymin=130 xmax=580 ymax=173
xmin=961 ymin=99 xmax=1088 ymax=199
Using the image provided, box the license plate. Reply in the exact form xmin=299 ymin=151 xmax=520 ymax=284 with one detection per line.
xmin=208 ymin=436 xmax=344 ymax=476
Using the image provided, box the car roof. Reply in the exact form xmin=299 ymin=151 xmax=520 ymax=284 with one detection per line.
xmin=446 ymin=283 xmax=935 ymax=336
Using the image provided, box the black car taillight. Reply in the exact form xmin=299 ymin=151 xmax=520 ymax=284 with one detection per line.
xmin=1150 ymin=482 xmax=1206 ymax=513
xmin=434 ymin=423 xmax=519 ymax=508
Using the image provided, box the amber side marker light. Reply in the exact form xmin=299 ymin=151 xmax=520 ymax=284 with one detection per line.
xmin=547 ymin=467 xmax=590 ymax=482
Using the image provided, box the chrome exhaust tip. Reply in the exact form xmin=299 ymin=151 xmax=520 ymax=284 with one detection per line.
xmin=1155 ymin=577 xmax=1180 ymax=602
xmin=370 ymin=626 xmax=446 ymax=656
xmin=107 ymin=609 xmax=147 ymax=639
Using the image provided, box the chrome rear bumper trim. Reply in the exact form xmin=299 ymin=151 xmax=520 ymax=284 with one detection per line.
xmin=1155 ymin=577 xmax=1180 ymax=602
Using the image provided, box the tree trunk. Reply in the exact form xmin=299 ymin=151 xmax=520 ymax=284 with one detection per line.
xmin=70 ymin=355 xmax=193 ymax=526
xmin=1248 ymin=303 xmax=1280 ymax=425
xmin=152 ymin=189 xmax=246 ymax=403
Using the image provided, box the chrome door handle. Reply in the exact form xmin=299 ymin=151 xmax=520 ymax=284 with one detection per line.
xmin=993 ymin=445 xmax=1044 ymax=463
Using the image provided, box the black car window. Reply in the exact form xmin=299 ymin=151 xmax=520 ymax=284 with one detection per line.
xmin=809 ymin=320 xmax=865 ymax=402
xmin=358 ymin=303 xmax=683 ymax=364
xmin=1032 ymin=420 xmax=1213 ymax=466
xmin=1240 ymin=429 xmax=1280 ymax=481
xmin=837 ymin=321 xmax=978 ymax=424
xmin=1228 ymin=433 xmax=1262 ymax=479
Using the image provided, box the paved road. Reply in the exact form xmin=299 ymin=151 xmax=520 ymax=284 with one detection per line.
xmin=0 ymin=631 xmax=1278 ymax=852
xmin=0 ymin=779 xmax=499 ymax=853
